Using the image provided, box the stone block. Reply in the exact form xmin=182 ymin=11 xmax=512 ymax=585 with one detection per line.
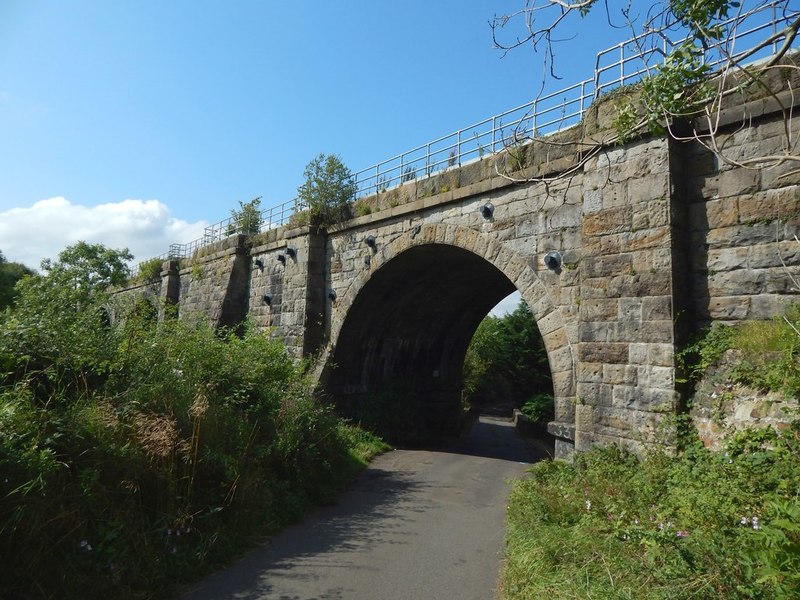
xmin=579 ymin=321 xmax=611 ymax=342
xmin=707 ymin=247 xmax=749 ymax=272
xmin=582 ymin=206 xmax=632 ymax=236
xmin=552 ymin=370 xmax=575 ymax=397
xmin=603 ymin=364 xmax=638 ymax=385
xmin=693 ymin=198 xmax=739 ymax=230
xmin=618 ymin=298 xmax=643 ymax=322
xmin=554 ymin=397 xmax=576 ymax=423
xmin=642 ymin=296 xmax=672 ymax=321
xmin=577 ymin=362 xmax=603 ymax=383
xmin=638 ymin=365 xmax=675 ymax=389
xmin=578 ymin=342 xmax=629 ymax=364
xmin=580 ymin=298 xmax=618 ymax=321
xmin=707 ymin=270 xmax=766 ymax=297
xmin=623 ymin=227 xmax=671 ymax=251
xmin=708 ymin=296 xmax=751 ymax=319
xmin=749 ymin=294 xmax=794 ymax=319
xmin=583 ymin=254 xmax=634 ymax=278
xmin=549 ymin=203 xmax=582 ymax=229
xmin=548 ymin=345 xmax=575 ymax=374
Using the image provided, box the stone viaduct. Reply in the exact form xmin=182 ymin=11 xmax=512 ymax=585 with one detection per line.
xmin=120 ymin=66 xmax=800 ymax=459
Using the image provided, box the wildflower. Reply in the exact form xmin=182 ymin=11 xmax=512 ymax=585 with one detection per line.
xmin=676 ymin=530 xmax=690 ymax=538
xmin=79 ymin=540 xmax=92 ymax=552
xmin=740 ymin=516 xmax=750 ymax=526
xmin=752 ymin=517 xmax=760 ymax=530
xmin=658 ymin=522 xmax=664 ymax=530
xmin=585 ymin=500 xmax=592 ymax=511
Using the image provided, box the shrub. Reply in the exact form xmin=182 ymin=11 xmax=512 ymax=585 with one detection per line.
xmin=133 ymin=257 xmax=163 ymax=283
xmin=0 ymin=243 xmax=387 ymax=600
xmin=227 ymin=197 xmax=263 ymax=235
xmin=298 ymin=153 xmax=357 ymax=228
xmin=520 ymin=393 xmax=554 ymax=422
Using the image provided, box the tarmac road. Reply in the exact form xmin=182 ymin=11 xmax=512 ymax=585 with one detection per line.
xmin=179 ymin=416 xmax=548 ymax=600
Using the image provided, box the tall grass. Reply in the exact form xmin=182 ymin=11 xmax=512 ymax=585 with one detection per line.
xmin=503 ymin=312 xmax=800 ymax=599
xmin=1 ymin=310 xmax=387 ymax=599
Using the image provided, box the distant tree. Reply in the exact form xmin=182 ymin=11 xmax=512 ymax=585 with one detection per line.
xmin=40 ymin=241 xmax=132 ymax=293
xmin=2 ymin=242 xmax=133 ymax=379
xmin=0 ymin=251 xmax=34 ymax=310
xmin=297 ymin=153 xmax=357 ymax=227
xmin=463 ymin=301 xmax=552 ymax=410
xmin=227 ymin=197 xmax=263 ymax=235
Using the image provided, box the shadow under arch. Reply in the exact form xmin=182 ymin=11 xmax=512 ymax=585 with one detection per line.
xmin=318 ymin=224 xmax=576 ymax=445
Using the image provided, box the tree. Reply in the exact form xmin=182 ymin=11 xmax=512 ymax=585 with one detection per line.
xmin=0 ymin=251 xmax=34 ymax=310
xmin=297 ymin=153 xmax=357 ymax=227
xmin=491 ymin=1 xmax=800 ymax=178
xmin=463 ymin=301 xmax=552 ymax=412
xmin=1 ymin=242 xmax=133 ymax=386
xmin=227 ymin=196 xmax=263 ymax=235
xmin=40 ymin=241 xmax=132 ymax=292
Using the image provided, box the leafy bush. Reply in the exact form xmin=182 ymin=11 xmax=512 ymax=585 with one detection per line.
xmin=0 ymin=242 xmax=387 ymax=600
xmin=520 ymin=393 xmax=554 ymax=422
xmin=0 ymin=250 xmax=34 ymax=310
xmin=132 ymin=257 xmax=163 ymax=283
xmin=678 ymin=309 xmax=800 ymax=398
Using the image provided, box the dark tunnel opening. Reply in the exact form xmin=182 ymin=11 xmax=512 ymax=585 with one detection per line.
xmin=325 ymin=243 xmax=525 ymax=444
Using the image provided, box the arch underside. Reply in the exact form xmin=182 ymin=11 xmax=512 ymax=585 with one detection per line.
xmin=328 ymin=244 xmax=517 ymax=439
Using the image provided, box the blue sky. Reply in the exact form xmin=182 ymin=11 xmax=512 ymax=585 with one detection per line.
xmin=0 ymin=0 xmax=628 ymax=315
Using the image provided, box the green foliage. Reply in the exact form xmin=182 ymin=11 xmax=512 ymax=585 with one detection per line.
xmin=132 ymin=257 xmax=164 ymax=283
xmin=641 ymin=41 xmax=712 ymax=134
xmin=463 ymin=301 xmax=552 ymax=410
xmin=520 ymin=393 xmax=555 ymax=423
xmin=227 ymin=197 xmax=263 ymax=235
xmin=677 ymin=322 xmax=736 ymax=384
xmin=41 ymin=241 xmax=132 ymax=292
xmin=678 ymin=309 xmax=800 ymax=398
xmin=612 ymin=99 xmax=638 ymax=144
xmin=297 ymin=153 xmax=357 ymax=228
xmin=353 ymin=199 xmax=373 ymax=217
xmin=0 ymin=241 xmax=386 ymax=600
xmin=0 ymin=250 xmax=34 ymax=310
xmin=502 ymin=421 xmax=800 ymax=599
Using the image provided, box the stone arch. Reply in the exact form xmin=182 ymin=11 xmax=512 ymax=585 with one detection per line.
xmin=318 ymin=223 xmax=576 ymax=441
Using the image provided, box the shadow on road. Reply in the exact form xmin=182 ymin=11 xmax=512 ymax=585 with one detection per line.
xmin=180 ymin=415 xmax=548 ymax=600
xmin=426 ymin=414 xmax=553 ymax=464
xmin=181 ymin=466 xmax=430 ymax=600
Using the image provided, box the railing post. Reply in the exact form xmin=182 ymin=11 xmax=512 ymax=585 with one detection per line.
xmin=457 ymin=130 xmax=461 ymax=166
xmin=426 ymin=143 xmax=431 ymax=176
xmin=491 ymin=116 xmax=497 ymax=153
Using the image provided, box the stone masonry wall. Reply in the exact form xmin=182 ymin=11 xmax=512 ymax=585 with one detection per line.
xmin=110 ymin=65 xmax=800 ymax=458
xmin=686 ymin=108 xmax=800 ymax=326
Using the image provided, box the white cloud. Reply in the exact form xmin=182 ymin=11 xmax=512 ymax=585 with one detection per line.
xmin=0 ymin=197 xmax=208 ymax=270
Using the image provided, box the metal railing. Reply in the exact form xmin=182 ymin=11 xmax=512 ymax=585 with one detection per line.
xmin=136 ymin=0 xmax=795 ymax=273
